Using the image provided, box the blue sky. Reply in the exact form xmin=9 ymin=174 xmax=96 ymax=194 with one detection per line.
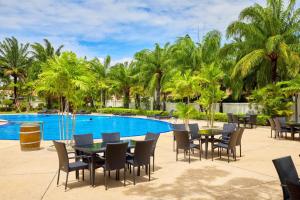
xmin=0 ymin=0 xmax=299 ymax=64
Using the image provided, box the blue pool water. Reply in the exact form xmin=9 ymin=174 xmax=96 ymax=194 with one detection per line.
xmin=0 ymin=114 xmax=172 ymax=140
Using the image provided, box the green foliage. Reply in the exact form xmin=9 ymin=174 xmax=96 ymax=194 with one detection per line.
xmin=175 ymin=103 xmax=197 ymax=124
xmin=98 ymin=108 xmax=168 ymax=116
xmin=249 ymin=84 xmax=294 ymax=117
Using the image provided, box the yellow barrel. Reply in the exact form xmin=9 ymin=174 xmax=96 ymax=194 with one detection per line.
xmin=20 ymin=123 xmax=41 ymax=151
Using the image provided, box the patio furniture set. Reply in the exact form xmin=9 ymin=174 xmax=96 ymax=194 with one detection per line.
xmin=269 ymin=117 xmax=300 ymax=140
xmin=227 ymin=113 xmax=257 ymax=128
xmin=53 ymin=132 xmax=160 ymax=190
xmin=172 ymin=123 xmax=245 ymax=163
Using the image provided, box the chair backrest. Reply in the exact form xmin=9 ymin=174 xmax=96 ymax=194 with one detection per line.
xmin=105 ymin=142 xmax=128 ymax=170
xmin=274 ymin=118 xmax=283 ymax=131
xmin=133 ymin=140 xmax=154 ymax=166
xmin=268 ymin=118 xmax=276 ymax=130
xmin=278 ymin=117 xmax=287 ymax=126
xmin=223 ymin=123 xmax=237 ymax=133
xmin=101 ymin=132 xmax=120 ymax=143
xmin=227 ymin=113 xmax=233 ymax=123
xmin=272 ymin=156 xmax=299 ymax=200
xmin=232 ymin=115 xmax=239 ymax=123
xmin=52 ymin=141 xmax=69 ymax=171
xmin=73 ymin=134 xmax=93 ymax=146
xmin=188 ymin=123 xmax=200 ymax=140
xmin=145 ymin=132 xmax=160 ymax=154
xmin=236 ymin=127 xmax=245 ymax=146
xmin=249 ymin=114 xmax=257 ymax=123
xmin=286 ymin=180 xmax=300 ymax=200
xmin=172 ymin=124 xmax=186 ymax=131
xmin=228 ymin=130 xmax=239 ymax=148
xmin=174 ymin=130 xmax=190 ymax=150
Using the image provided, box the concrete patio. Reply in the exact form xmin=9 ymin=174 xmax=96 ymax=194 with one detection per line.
xmin=0 ymin=120 xmax=299 ymax=200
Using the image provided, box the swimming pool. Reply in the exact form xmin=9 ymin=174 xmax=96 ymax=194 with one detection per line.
xmin=0 ymin=114 xmax=173 ymax=140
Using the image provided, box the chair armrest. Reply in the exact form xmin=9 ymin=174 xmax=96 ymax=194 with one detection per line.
xmin=126 ymin=152 xmax=134 ymax=157
xmin=68 ymin=155 xmax=91 ymax=160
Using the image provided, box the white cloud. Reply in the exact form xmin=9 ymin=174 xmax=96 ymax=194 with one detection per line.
xmin=0 ymin=0 xmax=298 ymax=62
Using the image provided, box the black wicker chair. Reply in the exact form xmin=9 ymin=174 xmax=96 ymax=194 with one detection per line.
xmin=102 ymin=142 xmax=128 ymax=190
xmin=101 ymin=132 xmax=120 ymax=143
xmin=286 ymin=180 xmax=300 ymax=200
xmin=172 ymin=124 xmax=187 ymax=151
xmin=268 ymin=118 xmax=276 ymax=138
xmin=144 ymin=132 xmax=160 ymax=172
xmin=272 ymin=156 xmax=300 ymax=200
xmin=174 ymin=130 xmax=201 ymax=163
xmin=53 ymin=140 xmax=89 ymax=190
xmin=127 ymin=140 xmax=154 ymax=185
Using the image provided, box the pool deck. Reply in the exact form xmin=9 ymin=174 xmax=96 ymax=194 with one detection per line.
xmin=0 ymin=118 xmax=300 ymax=200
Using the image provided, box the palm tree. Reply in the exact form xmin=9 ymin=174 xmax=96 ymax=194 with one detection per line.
xmin=135 ymin=43 xmax=172 ymax=110
xmin=0 ymin=37 xmax=31 ymax=104
xmin=108 ymin=61 xmax=134 ymax=108
xmin=226 ymin=0 xmax=300 ymax=85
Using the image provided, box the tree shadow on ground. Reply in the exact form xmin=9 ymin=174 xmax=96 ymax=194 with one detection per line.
xmin=123 ymin=166 xmax=280 ymax=200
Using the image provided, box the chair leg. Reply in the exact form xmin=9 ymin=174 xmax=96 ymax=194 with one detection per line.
xmin=104 ymin=170 xmax=107 ymax=190
xmin=148 ymin=164 xmax=151 ymax=181
xmin=82 ymin=169 xmax=84 ymax=181
xmin=240 ymin=145 xmax=242 ymax=157
xmin=212 ymin=147 xmax=214 ymax=161
xmin=57 ymin=169 xmax=60 ymax=185
xmin=133 ymin=166 xmax=136 ymax=185
xmin=124 ymin=167 xmax=126 ymax=186
xmin=176 ymin=149 xmax=178 ymax=161
xmin=152 ymin=154 xmax=155 ymax=172
xmin=188 ymin=150 xmax=190 ymax=163
xmin=65 ymin=172 xmax=69 ymax=191
xmin=227 ymin=149 xmax=230 ymax=163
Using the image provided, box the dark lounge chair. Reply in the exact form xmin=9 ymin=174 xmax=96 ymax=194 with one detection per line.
xmin=212 ymin=130 xmax=239 ymax=162
xmin=53 ymin=140 xmax=90 ymax=190
xmin=174 ymin=130 xmax=201 ymax=163
xmin=102 ymin=142 xmax=128 ymax=190
xmin=148 ymin=111 xmax=164 ymax=118
xmin=272 ymin=156 xmax=300 ymax=200
xmin=155 ymin=110 xmax=175 ymax=120
xmin=101 ymin=132 xmax=121 ymax=143
xmin=126 ymin=140 xmax=154 ymax=185
xmin=144 ymin=132 xmax=160 ymax=172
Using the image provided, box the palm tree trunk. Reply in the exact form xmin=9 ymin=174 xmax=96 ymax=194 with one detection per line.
xmin=271 ymin=58 xmax=277 ymax=84
xmin=155 ymin=74 xmax=161 ymax=110
xmin=162 ymin=93 xmax=167 ymax=111
xmin=135 ymin=94 xmax=141 ymax=109
xmin=13 ymin=75 xmax=17 ymax=104
xmin=124 ymin=88 xmax=130 ymax=108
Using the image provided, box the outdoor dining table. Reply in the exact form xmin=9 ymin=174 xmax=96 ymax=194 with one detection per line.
xmin=198 ymin=128 xmax=222 ymax=159
xmin=285 ymin=121 xmax=300 ymax=140
xmin=236 ymin=115 xmax=250 ymax=127
xmin=73 ymin=139 xmax=136 ymax=186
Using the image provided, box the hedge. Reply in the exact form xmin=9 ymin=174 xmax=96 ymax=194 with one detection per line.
xmin=97 ymin=108 xmax=270 ymax=126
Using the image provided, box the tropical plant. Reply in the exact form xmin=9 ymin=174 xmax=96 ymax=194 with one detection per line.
xmin=197 ymin=63 xmax=226 ymax=127
xmin=0 ymin=37 xmax=31 ymax=104
xmin=226 ymin=0 xmax=300 ymax=86
xmin=108 ymin=61 xmax=135 ymax=108
xmin=135 ymin=43 xmax=172 ymax=110
xmin=176 ymin=102 xmax=197 ymax=125
xmin=249 ymin=84 xmax=294 ymax=117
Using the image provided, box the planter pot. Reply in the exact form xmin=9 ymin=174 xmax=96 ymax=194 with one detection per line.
xmin=20 ymin=123 xmax=41 ymax=151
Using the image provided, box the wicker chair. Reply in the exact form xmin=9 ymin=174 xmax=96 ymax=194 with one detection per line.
xmin=101 ymin=132 xmax=120 ymax=143
xmin=144 ymin=132 xmax=160 ymax=172
xmin=174 ymin=130 xmax=201 ymax=163
xmin=172 ymin=124 xmax=187 ymax=151
xmin=268 ymin=118 xmax=276 ymax=138
xmin=126 ymin=140 xmax=154 ymax=185
xmin=53 ymin=141 xmax=89 ymax=190
xmin=272 ymin=156 xmax=300 ymax=200
xmin=286 ymin=180 xmax=300 ymax=200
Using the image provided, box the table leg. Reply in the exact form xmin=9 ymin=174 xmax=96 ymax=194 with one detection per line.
xmin=205 ymin=136 xmax=208 ymax=159
xmin=91 ymin=155 xmax=95 ymax=187
xmin=292 ymin=127 xmax=295 ymax=140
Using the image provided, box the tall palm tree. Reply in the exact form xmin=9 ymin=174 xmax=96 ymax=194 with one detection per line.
xmin=0 ymin=37 xmax=31 ymax=104
xmin=226 ymin=0 xmax=300 ymax=85
xmin=31 ymin=39 xmax=64 ymax=108
xmin=135 ymin=43 xmax=172 ymax=110
xmin=108 ymin=61 xmax=134 ymax=108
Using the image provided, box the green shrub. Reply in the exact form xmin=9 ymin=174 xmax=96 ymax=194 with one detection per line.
xmin=97 ymin=108 xmax=269 ymax=125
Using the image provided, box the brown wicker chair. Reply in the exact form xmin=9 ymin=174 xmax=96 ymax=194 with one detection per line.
xmin=268 ymin=118 xmax=276 ymax=138
xmin=174 ymin=130 xmax=201 ymax=163
xmin=53 ymin=141 xmax=89 ymax=190
xmin=212 ymin=130 xmax=239 ymax=162
xmin=236 ymin=128 xmax=245 ymax=157
xmin=144 ymin=132 xmax=160 ymax=172
xmin=101 ymin=132 xmax=120 ymax=142
xmin=172 ymin=124 xmax=187 ymax=151
xmin=126 ymin=140 xmax=154 ymax=185
xmin=102 ymin=142 xmax=128 ymax=190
